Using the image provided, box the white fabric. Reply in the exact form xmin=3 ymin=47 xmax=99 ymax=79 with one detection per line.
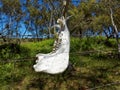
xmin=33 ymin=17 xmax=70 ymax=74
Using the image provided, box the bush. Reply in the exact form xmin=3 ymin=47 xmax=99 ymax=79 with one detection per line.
xmin=104 ymin=39 xmax=117 ymax=47
xmin=0 ymin=43 xmax=31 ymax=61
xmin=70 ymin=37 xmax=95 ymax=52
xmin=0 ymin=63 xmax=14 ymax=85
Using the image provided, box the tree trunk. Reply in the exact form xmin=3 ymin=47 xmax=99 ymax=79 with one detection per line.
xmin=110 ymin=8 xmax=120 ymax=58
xmin=35 ymin=25 xmax=39 ymax=41
xmin=79 ymin=29 xmax=82 ymax=38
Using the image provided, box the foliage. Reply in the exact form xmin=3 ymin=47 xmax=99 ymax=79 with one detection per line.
xmin=68 ymin=0 xmax=120 ymax=38
xmin=0 ymin=37 xmax=118 ymax=60
xmin=0 ymin=0 xmax=120 ymax=88
xmin=0 ymin=43 xmax=30 ymax=60
xmin=0 ymin=0 xmax=119 ymax=42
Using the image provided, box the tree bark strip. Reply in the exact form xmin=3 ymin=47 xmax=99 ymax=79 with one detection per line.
xmin=110 ymin=8 xmax=120 ymax=57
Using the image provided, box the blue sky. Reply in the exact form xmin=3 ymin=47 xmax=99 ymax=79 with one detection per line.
xmin=72 ymin=0 xmax=81 ymax=6
xmin=1 ymin=0 xmax=119 ymax=38
xmin=0 ymin=0 xmax=81 ymax=38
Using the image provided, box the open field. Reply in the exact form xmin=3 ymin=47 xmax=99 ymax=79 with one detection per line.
xmin=0 ymin=37 xmax=120 ymax=90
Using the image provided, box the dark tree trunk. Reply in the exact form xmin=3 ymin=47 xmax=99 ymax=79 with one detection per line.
xmin=79 ymin=29 xmax=82 ymax=38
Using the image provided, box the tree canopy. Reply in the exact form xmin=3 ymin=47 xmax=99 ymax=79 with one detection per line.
xmin=0 ymin=0 xmax=119 ymax=41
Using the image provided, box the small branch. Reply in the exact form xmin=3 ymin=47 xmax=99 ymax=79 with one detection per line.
xmin=63 ymin=0 xmax=70 ymax=17
xmin=87 ymin=81 xmax=120 ymax=90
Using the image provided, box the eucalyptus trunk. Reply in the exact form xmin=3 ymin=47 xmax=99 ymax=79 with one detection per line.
xmin=110 ymin=8 xmax=120 ymax=58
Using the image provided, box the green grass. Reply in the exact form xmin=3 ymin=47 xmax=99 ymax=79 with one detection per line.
xmin=0 ymin=37 xmax=120 ymax=90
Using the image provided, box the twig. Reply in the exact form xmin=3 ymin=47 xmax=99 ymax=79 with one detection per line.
xmin=87 ymin=81 xmax=120 ymax=90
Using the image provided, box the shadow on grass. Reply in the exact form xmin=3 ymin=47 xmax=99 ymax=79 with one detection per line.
xmin=27 ymin=78 xmax=46 ymax=90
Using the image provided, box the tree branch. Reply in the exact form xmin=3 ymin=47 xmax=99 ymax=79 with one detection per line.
xmin=110 ymin=8 xmax=118 ymax=34
xmin=63 ymin=0 xmax=70 ymax=17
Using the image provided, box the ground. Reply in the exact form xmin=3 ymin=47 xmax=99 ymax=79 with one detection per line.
xmin=0 ymin=37 xmax=120 ymax=90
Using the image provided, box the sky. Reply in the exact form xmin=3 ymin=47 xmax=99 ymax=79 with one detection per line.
xmin=0 ymin=0 xmax=81 ymax=38
xmin=72 ymin=0 xmax=81 ymax=6
xmin=0 ymin=0 xmax=119 ymax=38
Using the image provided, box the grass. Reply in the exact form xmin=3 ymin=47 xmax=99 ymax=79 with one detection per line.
xmin=0 ymin=37 xmax=120 ymax=90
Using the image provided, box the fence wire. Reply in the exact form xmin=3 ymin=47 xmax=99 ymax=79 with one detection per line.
xmin=0 ymin=49 xmax=120 ymax=89
xmin=0 ymin=49 xmax=118 ymax=63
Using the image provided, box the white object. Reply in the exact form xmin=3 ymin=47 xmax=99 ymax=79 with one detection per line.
xmin=33 ymin=16 xmax=70 ymax=74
